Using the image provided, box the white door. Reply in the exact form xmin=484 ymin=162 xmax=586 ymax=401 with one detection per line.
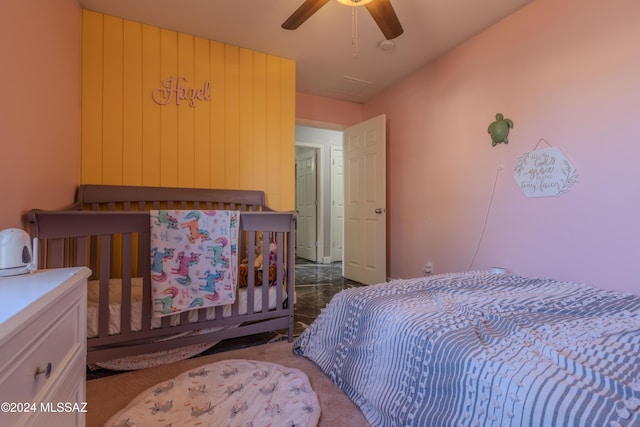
xmin=295 ymin=149 xmax=317 ymax=261
xmin=331 ymin=146 xmax=344 ymax=262
xmin=343 ymin=114 xmax=386 ymax=284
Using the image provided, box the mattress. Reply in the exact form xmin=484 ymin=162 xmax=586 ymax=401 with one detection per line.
xmin=87 ymin=278 xmax=286 ymax=371
xmin=87 ymin=277 xmax=284 ymax=338
xmin=294 ymin=271 xmax=640 ymax=426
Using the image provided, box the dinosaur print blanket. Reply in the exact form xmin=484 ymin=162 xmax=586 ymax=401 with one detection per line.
xmin=150 ymin=210 xmax=239 ymax=318
xmin=104 ymin=359 xmax=321 ymax=427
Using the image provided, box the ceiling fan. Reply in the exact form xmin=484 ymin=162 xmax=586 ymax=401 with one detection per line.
xmin=282 ymin=0 xmax=404 ymax=40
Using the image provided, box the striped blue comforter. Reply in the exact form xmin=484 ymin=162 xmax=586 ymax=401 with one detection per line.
xmin=293 ymin=272 xmax=640 ymax=426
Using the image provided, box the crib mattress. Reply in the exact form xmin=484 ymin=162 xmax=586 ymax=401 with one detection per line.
xmin=87 ymin=278 xmax=283 ymax=338
xmin=87 ymin=278 xmax=285 ymax=371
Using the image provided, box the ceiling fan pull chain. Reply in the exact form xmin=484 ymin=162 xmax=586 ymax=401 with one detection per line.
xmin=352 ymin=5 xmax=359 ymax=57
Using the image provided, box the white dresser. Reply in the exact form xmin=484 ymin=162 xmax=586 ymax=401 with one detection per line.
xmin=0 ymin=267 xmax=90 ymax=427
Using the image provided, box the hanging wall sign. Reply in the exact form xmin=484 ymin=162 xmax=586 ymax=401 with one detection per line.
xmin=152 ymin=76 xmax=211 ymax=107
xmin=513 ymin=146 xmax=578 ymax=197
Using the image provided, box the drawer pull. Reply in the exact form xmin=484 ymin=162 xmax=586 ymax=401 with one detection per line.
xmin=34 ymin=362 xmax=52 ymax=379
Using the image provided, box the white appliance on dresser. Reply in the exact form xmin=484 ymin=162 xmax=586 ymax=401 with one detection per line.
xmin=0 ymin=267 xmax=91 ymax=427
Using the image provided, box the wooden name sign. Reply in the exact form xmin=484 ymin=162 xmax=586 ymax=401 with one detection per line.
xmin=152 ymin=76 xmax=210 ymax=107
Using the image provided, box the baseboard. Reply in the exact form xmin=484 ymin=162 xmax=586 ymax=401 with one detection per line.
xmin=322 ymin=256 xmax=332 ymax=264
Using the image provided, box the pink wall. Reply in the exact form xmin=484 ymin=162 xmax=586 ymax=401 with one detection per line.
xmin=296 ymin=92 xmax=362 ymax=128
xmin=364 ymin=0 xmax=640 ymax=293
xmin=0 ymin=0 xmax=81 ymax=229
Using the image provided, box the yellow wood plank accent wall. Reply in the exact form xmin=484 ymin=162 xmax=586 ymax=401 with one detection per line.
xmin=81 ymin=10 xmax=295 ymax=210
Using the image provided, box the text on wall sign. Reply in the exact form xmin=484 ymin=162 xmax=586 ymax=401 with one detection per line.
xmin=152 ymin=76 xmax=210 ymax=107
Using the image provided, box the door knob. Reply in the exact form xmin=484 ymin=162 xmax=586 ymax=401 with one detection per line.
xmin=35 ymin=362 xmax=52 ymax=379
xmin=375 ymin=208 xmax=383 ymax=214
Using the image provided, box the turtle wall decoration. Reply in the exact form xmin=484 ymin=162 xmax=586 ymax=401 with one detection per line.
xmin=488 ymin=113 xmax=514 ymax=146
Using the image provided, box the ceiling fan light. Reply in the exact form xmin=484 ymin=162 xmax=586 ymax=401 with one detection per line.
xmin=336 ymin=0 xmax=375 ymax=6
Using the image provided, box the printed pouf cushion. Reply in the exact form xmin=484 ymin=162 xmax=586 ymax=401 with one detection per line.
xmin=105 ymin=359 xmax=321 ymax=427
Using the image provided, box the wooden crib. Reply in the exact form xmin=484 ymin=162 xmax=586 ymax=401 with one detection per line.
xmin=26 ymin=185 xmax=296 ymax=366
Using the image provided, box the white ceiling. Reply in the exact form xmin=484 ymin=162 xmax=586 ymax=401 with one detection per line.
xmin=78 ymin=0 xmax=534 ymax=104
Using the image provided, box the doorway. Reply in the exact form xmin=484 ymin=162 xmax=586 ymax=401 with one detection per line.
xmin=294 ymin=125 xmax=344 ymax=265
xmin=295 ymin=115 xmax=386 ymax=285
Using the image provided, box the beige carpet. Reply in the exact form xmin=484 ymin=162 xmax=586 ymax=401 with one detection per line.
xmin=87 ymin=340 xmax=371 ymax=426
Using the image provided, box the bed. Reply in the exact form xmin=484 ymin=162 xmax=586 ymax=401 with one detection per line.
xmin=26 ymin=184 xmax=296 ymax=369
xmin=294 ymin=271 xmax=640 ymax=426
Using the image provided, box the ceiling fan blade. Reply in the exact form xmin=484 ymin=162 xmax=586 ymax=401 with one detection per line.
xmin=365 ymin=0 xmax=404 ymax=40
xmin=282 ymin=0 xmax=331 ymax=30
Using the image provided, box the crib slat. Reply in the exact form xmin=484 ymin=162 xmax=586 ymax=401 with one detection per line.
xmin=89 ymin=236 xmax=98 ymax=280
xmin=246 ymin=231 xmax=256 ymax=315
xmin=215 ymin=305 xmax=224 ymax=322
xmin=197 ymin=305 xmax=206 ymax=322
xmin=98 ymin=234 xmax=111 ymax=339
xmin=47 ymin=239 xmax=65 ymax=268
xmin=180 ymin=311 xmax=190 ymax=325
xmin=75 ymin=236 xmax=88 ymax=267
xmin=261 ymin=235 xmax=269 ymax=314
xmin=120 ymin=232 xmax=133 ymax=335
xmin=140 ymin=228 xmax=152 ymax=332
xmin=161 ymin=315 xmax=170 ymax=328
xmin=275 ymin=231 xmax=285 ymax=309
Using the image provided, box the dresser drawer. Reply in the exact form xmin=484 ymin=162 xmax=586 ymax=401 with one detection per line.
xmin=0 ymin=289 xmax=83 ymax=404
xmin=24 ymin=351 xmax=86 ymax=427
xmin=0 ymin=268 xmax=89 ymax=427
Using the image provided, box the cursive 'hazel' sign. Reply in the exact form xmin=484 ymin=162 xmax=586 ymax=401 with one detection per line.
xmin=513 ymin=147 xmax=578 ymax=198
xmin=152 ymin=76 xmax=210 ymax=107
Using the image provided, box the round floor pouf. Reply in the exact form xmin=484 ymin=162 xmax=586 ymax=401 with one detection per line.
xmin=104 ymin=359 xmax=321 ymax=427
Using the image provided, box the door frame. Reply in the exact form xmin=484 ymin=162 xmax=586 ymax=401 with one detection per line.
xmin=295 ymin=143 xmax=324 ymax=263
xmin=330 ymin=145 xmax=344 ymax=263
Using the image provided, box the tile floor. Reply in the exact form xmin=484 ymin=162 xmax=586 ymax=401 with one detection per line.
xmin=291 ymin=258 xmax=364 ymax=334
xmin=87 ymin=259 xmax=363 ymax=380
